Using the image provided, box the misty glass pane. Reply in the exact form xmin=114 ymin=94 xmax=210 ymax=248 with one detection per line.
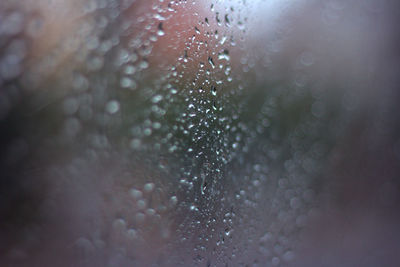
xmin=0 ymin=0 xmax=399 ymax=266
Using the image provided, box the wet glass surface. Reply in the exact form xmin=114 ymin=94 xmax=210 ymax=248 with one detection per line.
xmin=1 ymin=0 xmax=400 ymax=266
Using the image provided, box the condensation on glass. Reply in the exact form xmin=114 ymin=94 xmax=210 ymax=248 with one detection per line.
xmin=0 ymin=0 xmax=399 ymax=266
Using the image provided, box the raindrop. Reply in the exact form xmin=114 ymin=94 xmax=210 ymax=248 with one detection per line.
xmin=225 ymin=14 xmax=231 ymax=26
xmin=144 ymin=182 xmax=155 ymax=192
xmin=124 ymin=65 xmax=136 ymax=75
xmin=220 ymin=36 xmax=227 ymax=45
xmin=143 ymin=128 xmax=152 ymax=136
xmin=130 ymin=188 xmax=143 ymax=199
xmin=170 ymin=196 xmax=178 ymax=206
xmin=151 ymin=95 xmax=163 ymax=103
xmin=211 ymin=85 xmax=217 ymax=96
xmin=139 ymin=60 xmax=149 ymax=69
xmin=299 ymin=51 xmax=314 ymax=66
xmin=106 ymin=100 xmax=120 ymax=114
xmin=208 ymin=56 xmax=215 ymax=68
xmin=137 ymin=199 xmax=146 ymax=209
xmin=157 ymin=22 xmax=165 ymax=36
xmin=130 ymin=139 xmax=141 ymax=150
xmin=120 ymin=77 xmax=137 ymax=89
xmin=224 ymin=228 xmax=232 ymax=237
xmin=218 ymin=49 xmax=230 ymax=61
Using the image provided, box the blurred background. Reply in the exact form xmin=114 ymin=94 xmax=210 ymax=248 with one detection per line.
xmin=0 ymin=0 xmax=400 ymax=266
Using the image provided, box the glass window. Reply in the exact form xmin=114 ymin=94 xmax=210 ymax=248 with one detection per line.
xmin=1 ymin=0 xmax=399 ymax=266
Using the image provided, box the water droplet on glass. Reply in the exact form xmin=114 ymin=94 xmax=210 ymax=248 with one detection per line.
xmin=151 ymin=95 xmax=163 ymax=103
xmin=157 ymin=22 xmax=165 ymax=36
xmin=211 ymin=85 xmax=217 ymax=96
xmin=144 ymin=182 xmax=155 ymax=193
xmin=106 ymin=100 xmax=120 ymax=114
xmin=208 ymin=56 xmax=215 ymax=68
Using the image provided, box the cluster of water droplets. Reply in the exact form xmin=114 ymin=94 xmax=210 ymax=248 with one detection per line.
xmin=1 ymin=0 xmax=378 ymax=266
